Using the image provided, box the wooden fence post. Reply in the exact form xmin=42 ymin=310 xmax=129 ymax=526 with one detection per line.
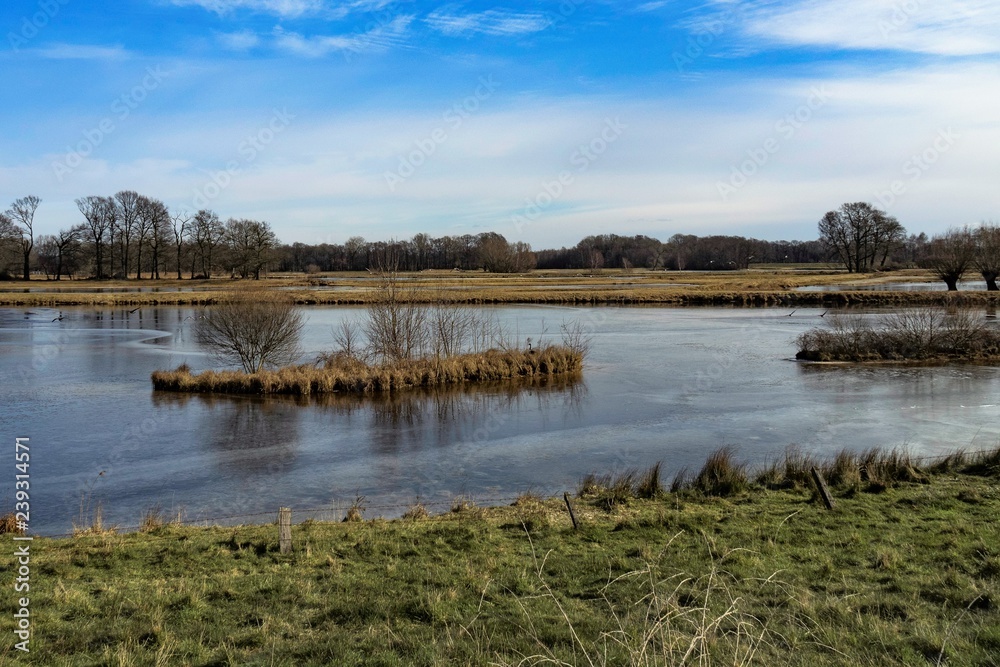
xmin=810 ymin=468 xmax=835 ymax=510
xmin=278 ymin=507 xmax=292 ymax=554
xmin=563 ymin=492 xmax=579 ymax=530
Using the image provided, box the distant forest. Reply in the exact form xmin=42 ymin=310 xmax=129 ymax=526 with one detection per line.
xmin=1 ymin=192 xmax=936 ymax=280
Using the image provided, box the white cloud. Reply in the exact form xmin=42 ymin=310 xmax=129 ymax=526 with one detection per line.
xmin=32 ymin=43 xmax=129 ymax=60
xmin=273 ymin=15 xmax=412 ymax=57
xmin=216 ymin=30 xmax=261 ymax=50
xmin=425 ymin=9 xmax=551 ymax=37
xmin=170 ymin=0 xmax=329 ymax=19
xmin=10 ymin=63 xmax=1000 ymax=247
xmin=738 ymin=0 xmax=1000 ymax=56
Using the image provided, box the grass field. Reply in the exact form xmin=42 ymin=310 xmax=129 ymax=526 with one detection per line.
xmin=0 ymin=268 xmax=978 ymax=308
xmin=2 ymin=447 xmax=998 ymax=665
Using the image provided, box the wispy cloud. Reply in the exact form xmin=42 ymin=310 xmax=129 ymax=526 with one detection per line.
xmin=273 ymin=15 xmax=413 ymax=57
xmin=216 ymin=29 xmax=261 ymax=50
xmin=169 ymin=0 xmax=329 ymax=19
xmin=738 ymin=0 xmax=1000 ymax=56
xmin=425 ymin=8 xmax=551 ymax=37
xmin=32 ymin=43 xmax=129 ymax=60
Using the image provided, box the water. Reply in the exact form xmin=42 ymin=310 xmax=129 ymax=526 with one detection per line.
xmin=2 ymin=305 xmax=999 ymax=535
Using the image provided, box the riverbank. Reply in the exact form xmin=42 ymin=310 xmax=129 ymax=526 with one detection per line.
xmin=2 ymin=446 xmax=997 ymax=665
xmin=151 ymin=347 xmax=584 ymax=395
xmin=4 ymin=268 xmax=992 ymax=308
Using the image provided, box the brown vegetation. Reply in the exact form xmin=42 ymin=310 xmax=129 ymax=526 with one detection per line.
xmin=152 ymin=345 xmax=583 ymax=395
xmin=796 ymin=307 xmax=1000 ymax=362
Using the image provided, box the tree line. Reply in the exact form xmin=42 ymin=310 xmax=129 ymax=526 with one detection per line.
xmin=0 ymin=193 xmax=277 ymax=280
xmin=0 ymin=193 xmax=993 ymax=282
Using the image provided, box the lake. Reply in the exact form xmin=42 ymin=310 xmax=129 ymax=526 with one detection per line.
xmin=2 ymin=304 xmax=999 ymax=535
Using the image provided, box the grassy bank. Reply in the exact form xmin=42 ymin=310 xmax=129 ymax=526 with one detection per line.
xmin=2 ymin=446 xmax=998 ymax=665
xmin=5 ymin=269 xmax=993 ymax=308
xmin=152 ymin=346 xmax=583 ymax=395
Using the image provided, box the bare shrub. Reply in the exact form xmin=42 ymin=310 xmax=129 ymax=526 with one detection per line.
xmin=197 ymin=293 xmax=304 ymax=373
xmin=797 ymin=308 xmax=1000 ymax=362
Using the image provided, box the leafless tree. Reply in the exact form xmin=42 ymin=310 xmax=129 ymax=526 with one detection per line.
xmin=191 ymin=209 xmax=224 ymax=278
xmin=113 ymin=190 xmax=142 ymax=278
xmin=6 ymin=196 xmax=41 ymax=280
xmin=975 ymin=222 xmax=1000 ymax=291
xmin=818 ymin=202 xmax=905 ymax=273
xmin=0 ymin=213 xmax=20 ymax=277
xmin=364 ymin=247 xmax=427 ymax=363
xmin=143 ymin=198 xmax=171 ymax=279
xmin=224 ymin=218 xmax=277 ymax=279
xmin=171 ymin=210 xmax=192 ymax=279
xmin=76 ymin=196 xmax=115 ymax=279
xmin=921 ymin=227 xmax=977 ymax=291
xmin=197 ymin=295 xmax=304 ymax=373
xmin=47 ymin=225 xmax=84 ymax=280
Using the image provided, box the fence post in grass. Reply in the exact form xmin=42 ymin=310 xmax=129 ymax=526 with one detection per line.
xmin=278 ymin=507 xmax=292 ymax=554
xmin=810 ymin=468 xmax=835 ymax=510
xmin=563 ymin=492 xmax=579 ymax=530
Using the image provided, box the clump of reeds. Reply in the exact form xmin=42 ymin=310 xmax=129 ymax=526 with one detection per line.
xmin=0 ymin=513 xmax=23 ymax=535
xmin=152 ymin=346 xmax=583 ymax=396
xmin=692 ymin=447 xmax=748 ymax=497
xmin=343 ymin=494 xmax=366 ymax=523
xmin=401 ymin=503 xmax=429 ymax=521
xmin=796 ymin=307 xmax=1000 ymax=362
xmin=139 ymin=505 xmax=165 ymax=533
xmin=578 ymin=462 xmax=665 ymax=511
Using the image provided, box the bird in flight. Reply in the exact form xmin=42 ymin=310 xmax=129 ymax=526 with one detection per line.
xmin=52 ymin=313 xmax=65 ymax=322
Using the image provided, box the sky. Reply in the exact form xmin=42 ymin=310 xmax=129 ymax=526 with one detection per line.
xmin=1 ymin=0 xmax=998 ymax=248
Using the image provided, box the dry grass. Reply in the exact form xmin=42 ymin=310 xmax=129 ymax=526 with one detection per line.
xmin=0 ymin=512 xmax=23 ymax=535
xmin=7 ymin=268 xmax=993 ymax=307
xmin=797 ymin=307 xmax=1000 ymax=362
xmin=152 ymin=346 xmax=583 ymax=395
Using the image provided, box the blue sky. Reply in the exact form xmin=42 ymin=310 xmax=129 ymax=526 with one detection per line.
xmin=1 ymin=0 xmax=998 ymax=247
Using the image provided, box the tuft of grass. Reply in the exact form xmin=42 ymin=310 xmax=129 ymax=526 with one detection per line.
xmin=139 ymin=505 xmax=165 ymax=533
xmin=0 ymin=512 xmax=23 ymax=535
xmin=343 ymin=494 xmax=366 ymax=523
xmin=692 ymin=446 xmax=748 ymax=497
xmin=401 ymin=503 xmax=429 ymax=521
xmin=635 ymin=461 xmax=664 ymax=499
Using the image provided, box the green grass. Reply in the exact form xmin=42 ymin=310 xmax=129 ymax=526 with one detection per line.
xmin=2 ymin=451 xmax=998 ymax=665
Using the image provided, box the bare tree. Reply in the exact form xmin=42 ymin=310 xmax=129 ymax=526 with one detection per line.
xmin=818 ymin=202 xmax=904 ymax=273
xmin=191 ymin=209 xmax=224 ymax=278
xmin=140 ymin=198 xmax=170 ymax=279
xmin=114 ymin=190 xmax=142 ymax=278
xmin=224 ymin=218 xmax=277 ymax=279
xmin=197 ymin=295 xmax=304 ymax=373
xmin=0 ymin=213 xmax=20 ymax=277
xmin=171 ymin=210 xmax=192 ymax=279
xmin=76 ymin=196 xmax=114 ymax=279
xmin=364 ymin=247 xmax=427 ymax=363
xmin=6 ymin=196 xmax=41 ymax=280
xmin=975 ymin=222 xmax=1000 ymax=291
xmin=921 ymin=227 xmax=977 ymax=291
xmin=45 ymin=225 xmax=84 ymax=280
